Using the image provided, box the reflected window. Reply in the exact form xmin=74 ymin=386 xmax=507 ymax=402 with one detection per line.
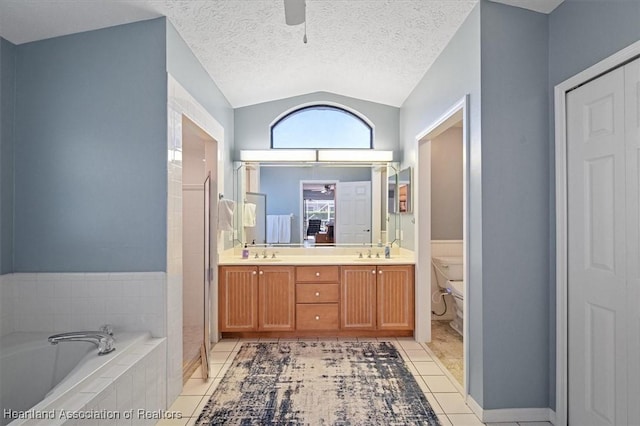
xmin=271 ymin=105 xmax=373 ymax=149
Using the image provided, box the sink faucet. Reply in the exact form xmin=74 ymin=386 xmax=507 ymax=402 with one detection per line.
xmin=367 ymin=250 xmax=372 ymax=259
xmin=49 ymin=329 xmax=116 ymax=355
xmin=262 ymin=250 xmax=268 ymax=259
xmin=271 ymin=252 xmax=278 ymax=259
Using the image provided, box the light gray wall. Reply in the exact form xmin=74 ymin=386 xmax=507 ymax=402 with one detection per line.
xmin=480 ymin=0 xmax=549 ymax=410
xmin=13 ymin=19 xmax=168 ymax=272
xmin=166 ymin=20 xmax=234 ymax=204
xmin=431 ymin=127 xmax=463 ymax=240
xmin=234 ymin=92 xmax=400 ymax=156
xmin=547 ymin=0 xmax=640 ymax=410
xmin=260 ymin=166 xmax=371 ymax=244
xmin=0 ymin=38 xmax=16 ymax=274
xmin=400 ymin=3 xmax=483 ymax=402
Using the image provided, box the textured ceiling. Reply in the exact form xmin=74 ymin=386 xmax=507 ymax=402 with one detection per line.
xmin=0 ymin=0 xmax=567 ymax=108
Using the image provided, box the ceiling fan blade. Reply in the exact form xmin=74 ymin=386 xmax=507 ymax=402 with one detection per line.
xmin=284 ymin=0 xmax=305 ymax=26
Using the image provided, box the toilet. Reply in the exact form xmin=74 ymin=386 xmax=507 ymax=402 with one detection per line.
xmin=431 ymin=256 xmax=464 ymax=336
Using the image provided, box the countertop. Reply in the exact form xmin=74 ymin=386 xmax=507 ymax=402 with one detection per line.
xmin=218 ymin=248 xmax=415 ymax=266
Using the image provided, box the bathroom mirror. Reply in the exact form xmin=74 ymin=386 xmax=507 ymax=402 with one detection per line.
xmin=388 ymin=167 xmax=412 ymax=214
xmin=233 ymin=162 xmax=400 ymax=247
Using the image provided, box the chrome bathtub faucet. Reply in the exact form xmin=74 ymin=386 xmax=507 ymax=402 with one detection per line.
xmin=48 ymin=330 xmax=116 ymax=355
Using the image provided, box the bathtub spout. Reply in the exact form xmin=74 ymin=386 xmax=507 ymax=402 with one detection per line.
xmin=48 ymin=332 xmax=116 ymax=355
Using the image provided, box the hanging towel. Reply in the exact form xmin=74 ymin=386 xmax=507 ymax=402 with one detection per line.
xmin=278 ymin=215 xmax=291 ymax=244
xmin=266 ymin=215 xmax=279 ymax=244
xmin=217 ymin=199 xmax=235 ymax=232
xmin=243 ymin=203 xmax=257 ymax=227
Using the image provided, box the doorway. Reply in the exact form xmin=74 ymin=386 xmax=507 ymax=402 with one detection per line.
xmin=300 ymin=181 xmax=336 ymax=244
xmin=181 ymin=115 xmax=218 ymax=382
xmin=416 ymin=95 xmax=470 ymax=394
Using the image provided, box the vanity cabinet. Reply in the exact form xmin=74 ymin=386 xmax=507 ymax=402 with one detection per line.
xmin=296 ymin=266 xmax=339 ymax=330
xmin=341 ymin=264 xmax=414 ymax=331
xmin=376 ymin=265 xmax=414 ymax=330
xmin=258 ymin=266 xmax=296 ymax=331
xmin=219 ymin=263 xmax=414 ymax=337
xmin=218 ymin=266 xmax=258 ymax=332
xmin=340 ymin=266 xmax=377 ymax=330
xmin=218 ymin=265 xmax=295 ymax=332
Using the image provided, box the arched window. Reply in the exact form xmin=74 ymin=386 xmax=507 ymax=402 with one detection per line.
xmin=271 ymin=105 xmax=373 ymax=149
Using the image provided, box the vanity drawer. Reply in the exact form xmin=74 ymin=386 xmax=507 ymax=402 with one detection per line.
xmin=296 ymin=304 xmax=339 ymax=330
xmin=296 ymin=284 xmax=339 ymax=303
xmin=296 ymin=266 xmax=339 ymax=283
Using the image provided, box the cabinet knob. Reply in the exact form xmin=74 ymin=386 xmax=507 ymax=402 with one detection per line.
xmin=371 ymin=270 xmax=376 ymax=274
xmin=315 ymin=272 xmax=320 ymax=277
xmin=252 ymin=271 xmax=257 ymax=275
xmin=259 ymin=271 xmax=264 ymax=275
xmin=315 ymin=292 xmax=320 ymax=297
xmin=379 ymin=270 xmax=383 ymax=274
xmin=315 ymin=315 xmax=320 ymax=320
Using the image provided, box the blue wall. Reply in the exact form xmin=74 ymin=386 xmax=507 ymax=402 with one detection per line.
xmin=0 ymin=38 xmax=16 ymax=274
xmin=400 ymin=3 xmax=483 ymax=402
xmin=547 ymin=0 xmax=640 ymax=409
xmin=13 ymin=19 xmax=168 ymax=272
xmin=480 ymin=0 xmax=549 ymax=409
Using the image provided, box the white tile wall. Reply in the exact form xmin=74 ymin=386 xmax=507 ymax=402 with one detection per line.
xmin=1 ymin=272 xmax=166 ymax=337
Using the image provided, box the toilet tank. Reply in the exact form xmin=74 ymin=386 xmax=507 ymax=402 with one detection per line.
xmin=432 ymin=256 xmax=463 ymax=281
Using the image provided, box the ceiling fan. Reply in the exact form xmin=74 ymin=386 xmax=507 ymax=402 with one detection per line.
xmin=283 ymin=0 xmax=308 ymax=43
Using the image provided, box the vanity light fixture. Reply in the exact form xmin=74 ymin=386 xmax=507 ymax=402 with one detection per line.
xmin=316 ymin=150 xmax=393 ymax=163
xmin=239 ymin=149 xmax=317 ymax=162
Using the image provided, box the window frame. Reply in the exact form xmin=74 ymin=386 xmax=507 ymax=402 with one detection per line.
xmin=270 ymin=104 xmax=374 ymax=149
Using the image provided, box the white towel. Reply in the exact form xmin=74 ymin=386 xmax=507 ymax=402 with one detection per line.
xmin=278 ymin=215 xmax=291 ymax=244
xmin=266 ymin=215 xmax=279 ymax=244
xmin=243 ymin=203 xmax=257 ymax=227
xmin=217 ymin=199 xmax=235 ymax=232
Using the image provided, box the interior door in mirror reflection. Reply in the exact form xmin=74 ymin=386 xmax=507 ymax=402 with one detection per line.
xmin=336 ymin=181 xmax=372 ymax=244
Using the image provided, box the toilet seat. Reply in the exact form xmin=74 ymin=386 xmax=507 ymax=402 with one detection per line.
xmin=447 ymin=280 xmax=464 ymax=298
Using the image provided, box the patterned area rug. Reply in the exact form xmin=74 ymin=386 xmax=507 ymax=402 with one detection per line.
xmin=195 ymin=341 xmax=441 ymax=425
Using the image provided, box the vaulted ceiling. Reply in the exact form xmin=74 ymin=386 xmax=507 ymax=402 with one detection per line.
xmin=0 ymin=0 xmax=563 ymax=108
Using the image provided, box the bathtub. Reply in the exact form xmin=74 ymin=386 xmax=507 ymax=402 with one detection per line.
xmin=0 ymin=331 xmax=166 ymax=426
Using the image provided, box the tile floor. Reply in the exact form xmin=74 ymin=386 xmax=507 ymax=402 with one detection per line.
xmin=157 ymin=337 xmax=553 ymax=426
xmin=426 ymin=320 xmax=464 ymax=386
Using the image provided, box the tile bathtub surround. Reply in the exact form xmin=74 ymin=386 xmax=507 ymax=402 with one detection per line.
xmin=4 ymin=272 xmax=166 ymax=337
xmin=21 ymin=338 xmax=168 ymax=426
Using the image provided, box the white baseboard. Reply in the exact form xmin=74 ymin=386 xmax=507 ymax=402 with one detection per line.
xmin=467 ymin=395 xmax=555 ymax=424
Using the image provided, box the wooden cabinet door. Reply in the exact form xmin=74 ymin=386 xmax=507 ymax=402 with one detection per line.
xmin=376 ymin=265 xmax=414 ymax=330
xmin=219 ymin=266 xmax=258 ymax=332
xmin=258 ymin=266 xmax=295 ymax=331
xmin=341 ymin=266 xmax=377 ymax=329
